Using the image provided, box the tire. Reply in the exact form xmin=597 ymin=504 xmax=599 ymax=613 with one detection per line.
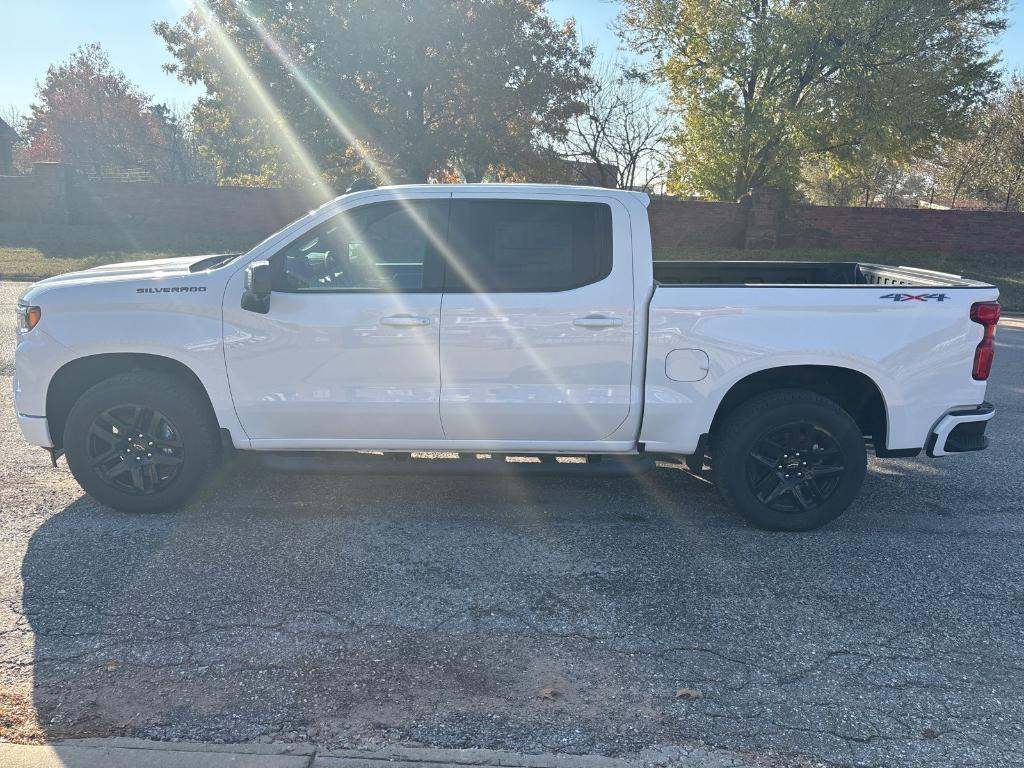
xmin=714 ymin=389 xmax=867 ymax=531
xmin=63 ymin=370 xmax=220 ymax=513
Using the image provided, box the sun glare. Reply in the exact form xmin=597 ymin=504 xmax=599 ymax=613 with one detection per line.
xmin=198 ymin=0 xmax=623 ymax=450
xmin=231 ymin=2 xmax=395 ymax=186
xmin=191 ymin=0 xmax=333 ymax=205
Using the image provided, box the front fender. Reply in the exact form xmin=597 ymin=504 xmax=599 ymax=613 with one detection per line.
xmin=16 ymin=291 xmax=246 ymax=448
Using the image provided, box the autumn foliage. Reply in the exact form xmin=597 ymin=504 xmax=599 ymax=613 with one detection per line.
xmin=25 ymin=44 xmax=167 ymax=177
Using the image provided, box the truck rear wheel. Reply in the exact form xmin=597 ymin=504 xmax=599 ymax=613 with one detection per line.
xmin=714 ymin=389 xmax=866 ymax=531
xmin=63 ymin=371 xmax=219 ymax=513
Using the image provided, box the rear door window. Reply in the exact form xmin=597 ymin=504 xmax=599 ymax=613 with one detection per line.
xmin=445 ymin=200 xmax=613 ymax=292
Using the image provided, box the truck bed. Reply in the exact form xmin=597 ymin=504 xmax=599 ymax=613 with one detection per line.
xmin=653 ymin=260 xmax=987 ymax=288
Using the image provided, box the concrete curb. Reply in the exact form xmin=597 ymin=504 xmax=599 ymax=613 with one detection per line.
xmin=53 ymin=737 xmax=316 ymax=755
xmin=309 ymin=745 xmax=772 ymax=768
xmin=0 ymin=740 xmax=780 ymax=768
xmin=0 ymin=740 xmax=310 ymax=767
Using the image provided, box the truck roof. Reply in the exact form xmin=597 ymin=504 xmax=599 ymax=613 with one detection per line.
xmin=330 ymin=183 xmax=651 ymax=208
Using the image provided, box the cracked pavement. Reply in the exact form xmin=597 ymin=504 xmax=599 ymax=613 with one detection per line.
xmin=1 ymin=280 xmax=1022 ymax=767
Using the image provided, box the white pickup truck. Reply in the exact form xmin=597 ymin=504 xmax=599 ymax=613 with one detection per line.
xmin=14 ymin=184 xmax=1000 ymax=530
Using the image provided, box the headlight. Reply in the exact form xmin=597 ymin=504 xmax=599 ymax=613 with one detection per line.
xmin=16 ymin=302 xmax=41 ymax=334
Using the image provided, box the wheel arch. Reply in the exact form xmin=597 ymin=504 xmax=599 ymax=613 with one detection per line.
xmin=708 ymin=365 xmax=889 ymax=453
xmin=46 ymin=353 xmax=220 ymax=450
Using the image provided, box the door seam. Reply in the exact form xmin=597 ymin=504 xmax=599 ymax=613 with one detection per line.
xmin=437 ymin=194 xmax=453 ymax=439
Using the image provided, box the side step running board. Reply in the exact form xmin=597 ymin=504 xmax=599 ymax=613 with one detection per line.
xmin=259 ymin=453 xmax=656 ymax=477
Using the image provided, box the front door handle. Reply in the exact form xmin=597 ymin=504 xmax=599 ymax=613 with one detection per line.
xmin=381 ymin=315 xmax=431 ymax=327
xmin=573 ymin=314 xmax=624 ymax=328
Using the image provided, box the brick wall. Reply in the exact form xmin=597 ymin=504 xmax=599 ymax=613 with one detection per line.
xmin=647 ymin=199 xmax=746 ymax=251
xmin=0 ymin=175 xmax=37 ymax=222
xmin=68 ymin=179 xmax=316 ymax=237
xmin=0 ymin=164 xmax=324 ymax=243
xmin=782 ymin=205 xmax=1024 ymax=253
xmin=1 ymin=165 xmax=1023 ymax=255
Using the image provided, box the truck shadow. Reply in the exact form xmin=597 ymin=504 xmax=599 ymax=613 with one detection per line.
xmin=18 ymin=462 xmax=719 ymax=744
xmin=18 ymin=445 xmax=1019 ymax=754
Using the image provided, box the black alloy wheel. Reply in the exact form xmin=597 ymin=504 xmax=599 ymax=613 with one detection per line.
xmin=745 ymin=422 xmax=845 ymax=514
xmin=63 ymin=370 xmax=219 ymax=513
xmin=714 ymin=389 xmax=867 ymax=531
xmin=87 ymin=404 xmax=185 ymax=495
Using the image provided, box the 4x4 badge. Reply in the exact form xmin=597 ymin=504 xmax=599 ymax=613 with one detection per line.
xmin=880 ymin=293 xmax=950 ymax=302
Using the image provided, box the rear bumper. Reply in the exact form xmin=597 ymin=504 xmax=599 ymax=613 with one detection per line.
xmin=926 ymin=402 xmax=994 ymax=458
xmin=16 ymin=413 xmax=54 ymax=448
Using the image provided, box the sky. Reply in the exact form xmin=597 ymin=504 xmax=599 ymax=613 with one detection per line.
xmin=1 ymin=0 xmax=1023 ymax=116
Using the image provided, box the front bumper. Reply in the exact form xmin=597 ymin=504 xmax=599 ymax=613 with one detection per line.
xmin=16 ymin=413 xmax=54 ymax=448
xmin=926 ymin=402 xmax=994 ymax=458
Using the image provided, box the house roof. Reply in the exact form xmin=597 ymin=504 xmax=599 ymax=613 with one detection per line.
xmin=0 ymin=118 xmax=19 ymax=141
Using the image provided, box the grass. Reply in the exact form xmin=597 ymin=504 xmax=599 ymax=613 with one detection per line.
xmin=1 ymin=222 xmax=1020 ymax=309
xmin=657 ymin=246 xmax=1023 ymax=311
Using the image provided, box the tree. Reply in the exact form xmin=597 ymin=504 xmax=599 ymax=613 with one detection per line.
xmin=987 ymin=73 xmax=1024 ymax=211
xmin=801 ymin=153 xmax=930 ymax=207
xmin=557 ymin=60 xmax=670 ymax=191
xmin=24 ymin=44 xmax=174 ymax=178
xmin=619 ymin=0 xmax=1007 ymax=201
xmin=149 ymin=103 xmax=217 ymax=184
xmin=155 ymin=0 xmax=592 ymax=187
xmin=1 ymin=105 xmax=30 ymax=175
xmin=931 ymin=112 xmax=997 ymax=207
xmin=930 ymin=74 xmax=1024 ymax=210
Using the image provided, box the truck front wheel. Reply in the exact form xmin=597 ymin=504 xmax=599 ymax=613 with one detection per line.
xmin=714 ymin=389 xmax=867 ymax=531
xmin=63 ymin=371 xmax=219 ymax=513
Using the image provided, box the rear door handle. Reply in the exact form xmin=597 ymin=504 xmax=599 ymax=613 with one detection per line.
xmin=380 ymin=315 xmax=431 ymax=327
xmin=573 ymin=315 xmax=624 ymax=328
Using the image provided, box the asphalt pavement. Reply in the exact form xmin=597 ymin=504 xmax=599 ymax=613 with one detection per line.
xmin=1 ymin=280 xmax=1022 ymax=768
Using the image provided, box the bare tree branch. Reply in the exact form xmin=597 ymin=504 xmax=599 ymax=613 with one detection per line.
xmin=555 ymin=59 xmax=671 ymax=192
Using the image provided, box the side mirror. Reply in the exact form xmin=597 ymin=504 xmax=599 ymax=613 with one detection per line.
xmin=241 ymin=260 xmax=272 ymax=314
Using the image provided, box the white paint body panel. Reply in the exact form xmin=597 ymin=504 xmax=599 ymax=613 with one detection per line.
xmin=223 ymin=288 xmax=444 ymax=440
xmin=13 ymin=183 xmax=998 ymax=462
xmin=439 ymin=190 xmax=640 ymax=442
xmin=640 ymin=287 xmax=997 ymax=454
xmin=14 ymin=260 xmax=245 ymax=445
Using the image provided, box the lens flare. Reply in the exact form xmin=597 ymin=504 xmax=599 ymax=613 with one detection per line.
xmin=231 ymin=1 xmax=394 ymax=185
xmin=201 ymin=1 xmax=615 ymax=450
xmin=191 ymin=0 xmax=333 ymax=205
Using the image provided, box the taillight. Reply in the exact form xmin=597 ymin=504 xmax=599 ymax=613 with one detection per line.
xmin=970 ymin=301 xmax=1000 ymax=380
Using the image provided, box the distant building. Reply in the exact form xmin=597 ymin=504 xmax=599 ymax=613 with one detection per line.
xmin=0 ymin=118 xmax=19 ymax=175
